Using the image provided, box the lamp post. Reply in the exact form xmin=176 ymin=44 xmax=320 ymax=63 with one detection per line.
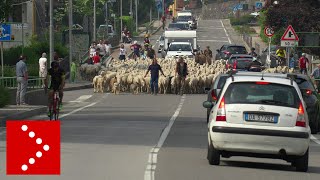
xmin=93 ymin=0 xmax=96 ymax=42
xmin=68 ymin=0 xmax=73 ymax=83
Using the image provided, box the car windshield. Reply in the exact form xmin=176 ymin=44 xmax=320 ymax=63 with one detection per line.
xmin=168 ymin=23 xmax=188 ymax=30
xmin=168 ymin=44 xmax=192 ymax=51
xmin=227 ymin=46 xmax=247 ymax=54
xmin=177 ymin=16 xmax=192 ymax=21
xmin=224 ymin=82 xmax=300 ymax=108
xmin=235 ymin=59 xmax=253 ymax=69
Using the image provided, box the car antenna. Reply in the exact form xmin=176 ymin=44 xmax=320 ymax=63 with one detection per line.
xmin=261 ymin=72 xmax=264 ymax=80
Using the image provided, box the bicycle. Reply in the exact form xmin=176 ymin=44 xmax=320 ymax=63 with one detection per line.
xmin=48 ymin=90 xmax=60 ymax=120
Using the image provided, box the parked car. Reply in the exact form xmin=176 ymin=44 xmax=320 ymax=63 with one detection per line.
xmin=215 ymin=45 xmax=247 ymax=60
xmin=203 ymin=72 xmax=310 ymax=172
xmin=226 ymin=54 xmax=254 ymax=71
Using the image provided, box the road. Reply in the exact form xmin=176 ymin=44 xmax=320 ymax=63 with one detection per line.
xmin=0 ymin=20 xmax=320 ymax=180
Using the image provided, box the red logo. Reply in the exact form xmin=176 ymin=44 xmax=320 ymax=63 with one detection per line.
xmin=6 ymin=120 xmax=60 ymax=175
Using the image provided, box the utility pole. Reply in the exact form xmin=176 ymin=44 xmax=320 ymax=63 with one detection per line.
xmin=121 ymin=0 xmax=123 ymax=42
xmin=49 ymin=0 xmax=54 ymax=64
xmin=150 ymin=6 xmax=152 ymax=24
xmin=135 ymin=0 xmax=138 ymax=32
xmin=69 ymin=0 xmax=73 ymax=83
xmin=94 ymin=0 xmax=96 ymax=42
xmin=237 ymin=0 xmax=240 ymax=19
xmin=130 ymin=0 xmax=133 ymax=17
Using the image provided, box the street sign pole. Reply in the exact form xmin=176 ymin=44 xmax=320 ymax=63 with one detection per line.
xmin=268 ymin=36 xmax=271 ymax=66
xmin=1 ymin=42 xmax=3 ymax=77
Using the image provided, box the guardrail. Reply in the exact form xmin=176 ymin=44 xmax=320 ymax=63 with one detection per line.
xmin=0 ymin=76 xmax=45 ymax=89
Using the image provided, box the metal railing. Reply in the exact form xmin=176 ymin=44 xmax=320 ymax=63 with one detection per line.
xmin=0 ymin=76 xmax=45 ymax=89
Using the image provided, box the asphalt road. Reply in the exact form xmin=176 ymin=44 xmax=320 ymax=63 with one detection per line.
xmin=0 ymin=20 xmax=320 ymax=180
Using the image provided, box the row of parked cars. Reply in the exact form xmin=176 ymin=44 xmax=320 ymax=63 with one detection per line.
xmin=203 ymin=71 xmax=320 ymax=172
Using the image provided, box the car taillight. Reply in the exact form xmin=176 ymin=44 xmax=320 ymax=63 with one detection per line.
xmin=256 ymin=82 xmax=270 ymax=85
xmin=211 ymin=90 xmax=217 ymax=101
xmin=216 ymin=97 xmax=226 ymax=121
xmin=296 ymin=102 xmax=306 ymax=127
xmin=233 ymin=60 xmax=237 ymax=69
xmin=306 ymin=89 xmax=312 ymax=95
xmin=223 ymin=51 xmax=230 ymax=55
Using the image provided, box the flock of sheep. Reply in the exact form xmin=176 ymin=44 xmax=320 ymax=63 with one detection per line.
xmin=79 ymin=56 xmax=297 ymax=95
xmin=90 ymin=58 xmax=228 ymax=94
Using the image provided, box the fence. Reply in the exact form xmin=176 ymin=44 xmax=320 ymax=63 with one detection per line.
xmin=0 ymin=76 xmax=44 ymax=89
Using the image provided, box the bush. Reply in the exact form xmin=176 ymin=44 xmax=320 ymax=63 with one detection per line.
xmin=0 ymin=86 xmax=10 ymax=108
xmin=230 ymin=15 xmax=256 ymax=26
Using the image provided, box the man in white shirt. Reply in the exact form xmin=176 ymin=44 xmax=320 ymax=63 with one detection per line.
xmin=39 ymin=52 xmax=47 ymax=87
xmin=105 ymin=41 xmax=112 ymax=56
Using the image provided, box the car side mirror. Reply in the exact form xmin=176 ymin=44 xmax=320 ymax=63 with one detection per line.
xmin=203 ymin=101 xmax=214 ymax=109
xmin=204 ymin=87 xmax=210 ymax=93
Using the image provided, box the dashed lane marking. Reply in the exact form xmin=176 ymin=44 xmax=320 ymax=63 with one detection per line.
xmin=68 ymin=95 xmax=93 ymax=103
xmin=198 ymin=40 xmax=230 ymax=43
xmin=311 ymin=135 xmax=320 ymax=145
xmin=144 ymin=94 xmax=186 ymax=180
xmin=220 ymin=20 xmax=232 ymax=44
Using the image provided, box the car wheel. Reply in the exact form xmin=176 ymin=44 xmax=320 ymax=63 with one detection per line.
xmin=207 ymin=141 xmax=220 ymax=165
xmin=294 ymin=149 xmax=309 ymax=172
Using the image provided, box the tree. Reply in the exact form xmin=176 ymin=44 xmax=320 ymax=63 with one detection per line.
xmin=0 ymin=0 xmax=12 ymax=22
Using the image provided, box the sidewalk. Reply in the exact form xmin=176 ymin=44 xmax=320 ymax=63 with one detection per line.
xmin=0 ymin=81 xmax=92 ymax=127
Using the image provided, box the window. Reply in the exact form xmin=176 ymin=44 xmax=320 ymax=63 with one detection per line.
xmin=168 ymin=44 xmax=192 ymax=51
xmin=224 ymin=82 xmax=300 ymax=108
xmin=295 ymin=77 xmax=316 ymax=91
xmin=217 ymin=76 xmax=228 ymax=89
xmin=227 ymin=46 xmax=247 ymax=54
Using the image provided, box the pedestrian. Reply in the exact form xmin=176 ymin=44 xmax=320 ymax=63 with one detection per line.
xmin=144 ymin=58 xmax=166 ymax=95
xmin=97 ymin=40 xmax=105 ymax=57
xmin=16 ymin=55 xmax=28 ymax=105
xmin=92 ymin=51 xmax=101 ymax=64
xmin=299 ymin=53 xmax=309 ymax=75
xmin=289 ymin=54 xmax=295 ymax=69
xmin=248 ymin=47 xmax=257 ymax=57
xmin=175 ymin=57 xmax=188 ymax=95
xmin=38 ymin=52 xmax=47 ymax=88
xmin=204 ymin=46 xmax=213 ymax=58
xmin=89 ymin=42 xmax=97 ymax=58
xmin=70 ymin=62 xmax=76 ymax=83
xmin=119 ymin=44 xmax=127 ymax=61
xmin=311 ymin=64 xmax=320 ymax=93
xmin=105 ymin=40 xmax=112 ymax=57
xmin=53 ymin=52 xmax=59 ymax=62
xmin=147 ymin=45 xmax=156 ymax=60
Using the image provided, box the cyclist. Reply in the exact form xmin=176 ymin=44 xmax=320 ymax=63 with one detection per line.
xmin=45 ymin=61 xmax=65 ymax=117
xmin=276 ymin=47 xmax=286 ymax=65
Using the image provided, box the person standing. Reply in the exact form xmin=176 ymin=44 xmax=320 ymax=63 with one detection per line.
xmin=146 ymin=45 xmax=156 ymax=60
xmin=119 ymin=44 xmax=127 ymax=61
xmin=299 ymin=53 xmax=309 ymax=75
xmin=16 ymin=55 xmax=28 ymax=105
xmin=105 ymin=40 xmax=112 ymax=57
xmin=39 ymin=52 xmax=47 ymax=87
xmin=175 ymin=57 xmax=188 ymax=96
xmin=248 ymin=47 xmax=257 ymax=57
xmin=144 ymin=59 xmax=166 ymax=95
xmin=311 ymin=64 xmax=320 ymax=93
xmin=92 ymin=51 xmax=101 ymax=64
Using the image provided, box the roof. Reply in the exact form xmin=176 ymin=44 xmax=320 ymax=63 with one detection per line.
xmin=226 ymin=75 xmax=296 ymax=87
xmin=164 ymin=30 xmax=196 ymax=38
xmin=170 ymin=42 xmax=192 ymax=45
xmin=230 ymin=54 xmax=253 ymax=58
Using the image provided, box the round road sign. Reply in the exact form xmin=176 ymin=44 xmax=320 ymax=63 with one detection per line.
xmin=264 ymin=27 xmax=274 ymax=37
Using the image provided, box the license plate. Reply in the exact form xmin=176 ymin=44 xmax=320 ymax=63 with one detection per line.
xmin=244 ymin=114 xmax=278 ymax=123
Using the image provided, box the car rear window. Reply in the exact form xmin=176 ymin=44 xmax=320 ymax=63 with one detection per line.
xmin=294 ymin=77 xmax=316 ymax=91
xmin=235 ymin=59 xmax=253 ymax=69
xmin=217 ymin=76 xmax=229 ymax=89
xmin=227 ymin=46 xmax=247 ymax=54
xmin=224 ymin=82 xmax=300 ymax=108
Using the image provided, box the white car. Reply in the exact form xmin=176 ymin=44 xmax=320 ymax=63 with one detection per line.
xmin=203 ymin=72 xmax=310 ymax=172
xmin=165 ymin=42 xmax=194 ymax=59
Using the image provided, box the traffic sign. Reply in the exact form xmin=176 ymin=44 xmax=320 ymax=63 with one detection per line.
xmin=281 ymin=40 xmax=298 ymax=47
xmin=255 ymin=2 xmax=263 ymax=9
xmin=264 ymin=27 xmax=274 ymax=37
xmin=0 ymin=24 xmax=11 ymax=41
xmin=281 ymin=25 xmax=299 ymax=41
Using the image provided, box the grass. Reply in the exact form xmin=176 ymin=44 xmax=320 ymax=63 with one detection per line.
xmin=234 ymin=25 xmax=257 ymax=34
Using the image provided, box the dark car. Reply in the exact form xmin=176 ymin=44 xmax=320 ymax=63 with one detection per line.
xmin=204 ymin=74 xmax=229 ymax=123
xmin=205 ymin=72 xmax=320 ymax=133
xmin=226 ymin=54 xmax=253 ymax=71
xmin=215 ymin=45 xmax=248 ymax=60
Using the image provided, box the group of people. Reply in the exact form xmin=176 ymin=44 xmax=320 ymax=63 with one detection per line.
xmin=119 ymin=37 xmax=156 ymax=61
xmin=122 ymin=26 xmax=132 ymax=44
xmin=144 ymin=57 xmax=188 ymax=96
xmin=88 ymin=40 xmax=112 ymax=64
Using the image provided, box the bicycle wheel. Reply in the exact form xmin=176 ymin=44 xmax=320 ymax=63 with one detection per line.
xmin=55 ymin=101 xmax=60 ymax=120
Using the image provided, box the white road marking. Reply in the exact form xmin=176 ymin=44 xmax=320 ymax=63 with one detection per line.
xmin=144 ymin=95 xmax=186 ymax=180
xmin=220 ymin=20 xmax=232 ymax=44
xmin=69 ymin=95 xmax=93 ymax=103
xmin=198 ymin=40 xmax=230 ymax=43
xmin=311 ymin=135 xmax=320 ymax=145
xmin=0 ymin=94 xmax=109 ymax=136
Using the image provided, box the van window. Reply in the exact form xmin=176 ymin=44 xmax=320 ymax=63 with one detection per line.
xmin=168 ymin=44 xmax=192 ymax=51
xmin=224 ymin=82 xmax=300 ymax=108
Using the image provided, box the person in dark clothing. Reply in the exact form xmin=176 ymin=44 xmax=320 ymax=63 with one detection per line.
xmin=147 ymin=45 xmax=156 ymax=60
xmin=249 ymin=47 xmax=258 ymax=57
xmin=144 ymin=59 xmax=166 ymax=95
xmin=175 ymin=57 xmax=188 ymax=95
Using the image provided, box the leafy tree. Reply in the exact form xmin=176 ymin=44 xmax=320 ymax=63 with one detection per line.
xmin=0 ymin=0 xmax=12 ymax=22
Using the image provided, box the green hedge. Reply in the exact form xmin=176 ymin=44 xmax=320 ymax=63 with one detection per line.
xmin=0 ymin=86 xmax=10 ymax=108
xmin=3 ymin=37 xmax=68 ymax=66
xmin=230 ymin=15 xmax=256 ymax=26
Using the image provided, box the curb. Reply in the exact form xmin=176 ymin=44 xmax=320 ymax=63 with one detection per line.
xmin=0 ymin=106 xmax=47 ymax=127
